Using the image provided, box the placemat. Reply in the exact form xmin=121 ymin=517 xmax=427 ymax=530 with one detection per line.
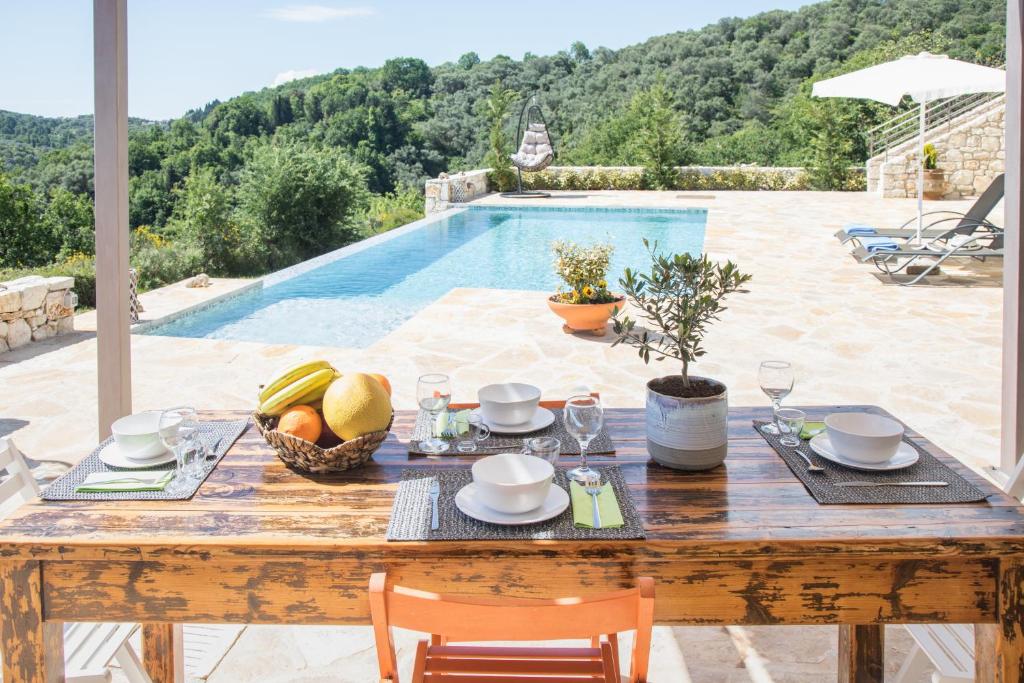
xmin=754 ymin=420 xmax=988 ymax=505
xmin=42 ymin=418 xmax=250 ymax=501
xmin=386 ymin=465 xmax=645 ymax=541
xmin=408 ymin=409 xmax=615 ymax=456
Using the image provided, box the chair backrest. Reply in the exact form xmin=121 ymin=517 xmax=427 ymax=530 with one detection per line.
xmin=956 ymin=173 xmax=1005 ymax=234
xmin=369 ymin=572 xmax=654 ymax=682
xmin=0 ymin=438 xmax=40 ymax=513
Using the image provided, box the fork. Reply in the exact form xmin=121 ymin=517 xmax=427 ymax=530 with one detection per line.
xmin=584 ymin=472 xmax=603 ymax=529
xmin=835 ymin=480 xmax=949 ymax=488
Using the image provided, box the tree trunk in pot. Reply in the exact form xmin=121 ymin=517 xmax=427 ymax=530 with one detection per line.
xmin=645 ymin=376 xmax=728 ymax=471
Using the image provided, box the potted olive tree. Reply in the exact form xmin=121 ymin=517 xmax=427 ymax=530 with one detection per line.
xmin=612 ymin=241 xmax=751 ymax=470
xmin=922 ymin=143 xmax=945 ymax=200
xmin=547 ymin=240 xmax=625 ymax=335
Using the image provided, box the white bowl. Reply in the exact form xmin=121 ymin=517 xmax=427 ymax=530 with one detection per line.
xmin=477 ymin=383 xmax=541 ymax=426
xmin=824 ymin=412 xmax=904 ymax=464
xmin=471 ymin=453 xmax=554 ymax=514
xmin=110 ymin=411 xmax=167 ymax=460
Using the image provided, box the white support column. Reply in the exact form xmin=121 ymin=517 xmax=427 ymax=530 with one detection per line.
xmin=93 ymin=0 xmax=132 ymax=438
xmin=1002 ymin=0 xmax=1024 ymax=472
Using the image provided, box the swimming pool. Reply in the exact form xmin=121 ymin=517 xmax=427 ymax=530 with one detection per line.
xmin=147 ymin=206 xmax=707 ymax=348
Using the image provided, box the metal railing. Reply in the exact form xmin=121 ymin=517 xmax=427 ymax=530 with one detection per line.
xmin=866 ymin=89 xmax=1005 ymax=161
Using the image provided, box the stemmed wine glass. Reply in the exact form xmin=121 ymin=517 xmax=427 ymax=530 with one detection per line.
xmin=417 ymin=374 xmax=451 ymax=454
xmin=159 ymin=406 xmax=199 ymax=494
xmin=758 ymin=360 xmax=794 ymax=435
xmin=564 ymin=395 xmax=604 ymax=483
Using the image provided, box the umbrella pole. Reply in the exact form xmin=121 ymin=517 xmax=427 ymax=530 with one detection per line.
xmin=917 ymin=101 xmax=925 ymax=244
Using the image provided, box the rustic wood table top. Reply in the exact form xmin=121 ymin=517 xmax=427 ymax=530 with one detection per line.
xmin=0 ymin=406 xmax=1022 ymax=683
xmin=0 ymin=405 xmax=1019 ymax=561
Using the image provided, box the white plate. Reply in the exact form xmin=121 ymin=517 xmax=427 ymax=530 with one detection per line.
xmin=809 ymin=434 xmax=919 ymax=471
xmin=471 ymin=407 xmax=556 ymax=434
xmin=455 ymin=482 xmax=569 ymax=525
xmin=98 ymin=441 xmax=175 ymax=469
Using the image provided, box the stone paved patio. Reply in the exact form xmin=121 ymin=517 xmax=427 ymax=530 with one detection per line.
xmin=0 ymin=189 xmax=1002 ymax=681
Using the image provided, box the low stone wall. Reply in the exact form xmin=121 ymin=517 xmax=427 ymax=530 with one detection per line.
xmin=425 ymin=169 xmax=490 ymax=213
xmin=868 ymin=97 xmax=1005 ymax=199
xmin=0 ymin=275 xmax=77 ymax=353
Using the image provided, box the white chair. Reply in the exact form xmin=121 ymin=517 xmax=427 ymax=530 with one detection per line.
xmin=894 ymin=457 xmax=1024 ymax=683
xmin=0 ymin=437 xmax=151 ymax=683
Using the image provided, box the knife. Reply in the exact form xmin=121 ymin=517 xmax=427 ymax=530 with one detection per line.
xmin=835 ymin=481 xmax=949 ymax=487
xmin=428 ymin=480 xmax=440 ymax=530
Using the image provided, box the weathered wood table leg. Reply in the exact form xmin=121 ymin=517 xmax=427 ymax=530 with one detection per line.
xmin=987 ymin=560 xmax=1024 ymax=682
xmin=838 ymin=625 xmax=884 ymax=683
xmin=143 ymin=623 xmax=184 ymax=683
xmin=0 ymin=561 xmax=64 ymax=683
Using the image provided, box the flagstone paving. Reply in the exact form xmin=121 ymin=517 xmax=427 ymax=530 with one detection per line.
xmin=0 ymin=189 xmax=1002 ymax=681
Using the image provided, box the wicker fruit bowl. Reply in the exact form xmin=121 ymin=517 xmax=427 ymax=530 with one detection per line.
xmin=252 ymin=411 xmax=394 ymax=473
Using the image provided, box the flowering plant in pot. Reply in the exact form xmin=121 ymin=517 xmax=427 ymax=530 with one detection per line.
xmin=547 ymin=240 xmax=625 ymax=335
xmin=922 ymin=143 xmax=945 ymax=200
xmin=612 ymin=240 xmax=751 ymax=470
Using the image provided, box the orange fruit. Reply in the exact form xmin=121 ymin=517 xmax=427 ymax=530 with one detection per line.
xmin=368 ymin=373 xmax=392 ymax=396
xmin=277 ymin=404 xmax=322 ymax=443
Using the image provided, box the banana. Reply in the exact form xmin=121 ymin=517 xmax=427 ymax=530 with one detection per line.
xmin=259 ymin=367 xmax=337 ymax=416
xmin=258 ymin=359 xmax=335 ymax=404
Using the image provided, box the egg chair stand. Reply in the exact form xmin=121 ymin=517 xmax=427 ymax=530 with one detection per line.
xmin=500 ymin=99 xmax=554 ymax=198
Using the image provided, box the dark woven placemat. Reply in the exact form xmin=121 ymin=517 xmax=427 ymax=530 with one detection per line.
xmin=386 ymin=465 xmax=644 ymax=541
xmin=754 ymin=420 xmax=988 ymax=504
xmin=408 ymin=409 xmax=615 ymax=456
xmin=42 ymin=419 xmax=250 ymax=501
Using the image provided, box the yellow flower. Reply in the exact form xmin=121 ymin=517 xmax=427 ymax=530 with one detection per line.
xmin=582 ymin=286 xmax=595 ymax=299
xmin=598 ymin=280 xmax=607 ymax=288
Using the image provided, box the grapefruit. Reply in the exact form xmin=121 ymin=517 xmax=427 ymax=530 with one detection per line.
xmin=368 ymin=373 xmax=392 ymax=396
xmin=322 ymin=373 xmax=392 ymax=441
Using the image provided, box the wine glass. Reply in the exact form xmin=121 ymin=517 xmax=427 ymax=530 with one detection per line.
xmin=417 ymin=374 xmax=451 ymax=454
xmin=758 ymin=360 xmax=794 ymax=435
xmin=159 ymin=406 xmax=198 ymax=493
xmin=564 ymin=395 xmax=603 ymax=483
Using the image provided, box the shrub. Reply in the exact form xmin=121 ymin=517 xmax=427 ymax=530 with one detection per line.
xmin=480 ymin=81 xmax=519 ymax=193
xmin=131 ymin=239 xmax=205 ymax=291
xmin=363 ymin=189 xmax=424 ymax=233
xmin=551 ymin=240 xmax=617 ymax=304
xmin=521 ymin=166 xmax=824 ymax=192
xmin=0 ymin=253 xmax=98 ymax=308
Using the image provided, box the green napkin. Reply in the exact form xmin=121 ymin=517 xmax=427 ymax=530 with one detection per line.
xmin=800 ymin=421 xmax=826 ymax=440
xmin=75 ymin=470 xmax=174 ymax=493
xmin=570 ymin=481 xmax=624 ymax=528
xmin=435 ymin=409 xmax=471 ymax=437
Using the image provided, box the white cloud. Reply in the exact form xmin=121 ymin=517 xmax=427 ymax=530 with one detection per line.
xmin=273 ymin=69 xmax=320 ymax=86
xmin=263 ymin=5 xmax=374 ymax=23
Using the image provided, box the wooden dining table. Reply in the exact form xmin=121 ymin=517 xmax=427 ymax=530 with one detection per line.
xmin=0 ymin=405 xmax=1022 ymax=682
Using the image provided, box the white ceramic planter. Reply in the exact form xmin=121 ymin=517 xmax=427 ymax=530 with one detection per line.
xmin=645 ymin=376 xmax=728 ymax=471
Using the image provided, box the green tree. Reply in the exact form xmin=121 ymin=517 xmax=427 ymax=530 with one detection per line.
xmin=480 ymin=80 xmax=519 ymax=192
xmin=0 ymin=173 xmax=50 ymax=268
xmin=236 ymin=142 xmax=369 ymax=270
xmin=169 ymin=167 xmax=242 ymax=274
xmin=627 ymin=80 xmax=686 ymax=189
xmin=43 ymin=187 xmax=94 ymax=259
xmin=804 ymin=99 xmax=856 ymax=190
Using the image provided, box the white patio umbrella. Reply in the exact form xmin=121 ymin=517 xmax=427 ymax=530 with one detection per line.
xmin=812 ymin=52 xmax=1005 ymax=242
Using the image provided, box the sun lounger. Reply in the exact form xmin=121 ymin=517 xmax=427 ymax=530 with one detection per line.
xmin=851 ymin=230 xmax=1003 ymax=285
xmin=835 ymin=173 xmax=1004 ymax=245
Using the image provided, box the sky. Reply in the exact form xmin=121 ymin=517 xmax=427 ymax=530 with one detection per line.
xmin=0 ymin=1 xmax=813 ymax=120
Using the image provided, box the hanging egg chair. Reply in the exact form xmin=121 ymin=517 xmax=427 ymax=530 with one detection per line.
xmin=501 ymin=96 xmax=554 ymax=198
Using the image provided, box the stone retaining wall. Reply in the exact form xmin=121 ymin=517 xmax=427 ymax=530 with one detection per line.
xmin=0 ymin=275 xmax=77 ymax=353
xmin=425 ymin=170 xmax=490 ymax=213
xmin=867 ymin=96 xmax=1005 ymax=199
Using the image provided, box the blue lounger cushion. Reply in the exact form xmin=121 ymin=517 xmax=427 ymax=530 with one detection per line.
xmin=859 ymin=236 xmax=901 ymax=253
xmin=843 ymin=224 xmax=877 ymax=236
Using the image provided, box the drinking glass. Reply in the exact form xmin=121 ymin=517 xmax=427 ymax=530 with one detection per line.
xmin=564 ymin=395 xmax=603 ymax=483
xmin=417 ymin=374 xmax=451 ymax=454
xmin=457 ymin=413 xmax=490 ymax=452
xmin=159 ymin=406 xmax=199 ymax=493
xmin=777 ymin=408 xmax=806 ymax=447
xmin=758 ymin=360 xmax=794 ymax=435
xmin=523 ymin=436 xmax=561 ymax=465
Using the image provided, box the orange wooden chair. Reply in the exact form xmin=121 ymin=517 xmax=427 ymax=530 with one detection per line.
xmin=369 ymin=572 xmax=654 ymax=682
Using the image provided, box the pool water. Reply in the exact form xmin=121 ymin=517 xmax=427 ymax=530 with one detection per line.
xmin=148 ymin=206 xmax=707 ymax=348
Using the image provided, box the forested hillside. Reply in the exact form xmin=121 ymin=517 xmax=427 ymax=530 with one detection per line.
xmin=0 ymin=0 xmax=1006 ymax=295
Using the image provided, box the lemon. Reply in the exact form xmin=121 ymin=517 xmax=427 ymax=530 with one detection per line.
xmin=321 ymin=372 xmax=393 ymax=441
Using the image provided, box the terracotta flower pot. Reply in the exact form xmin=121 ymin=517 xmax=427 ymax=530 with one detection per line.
xmin=547 ymin=295 xmax=625 ymax=336
xmin=922 ymin=169 xmax=946 ymax=200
